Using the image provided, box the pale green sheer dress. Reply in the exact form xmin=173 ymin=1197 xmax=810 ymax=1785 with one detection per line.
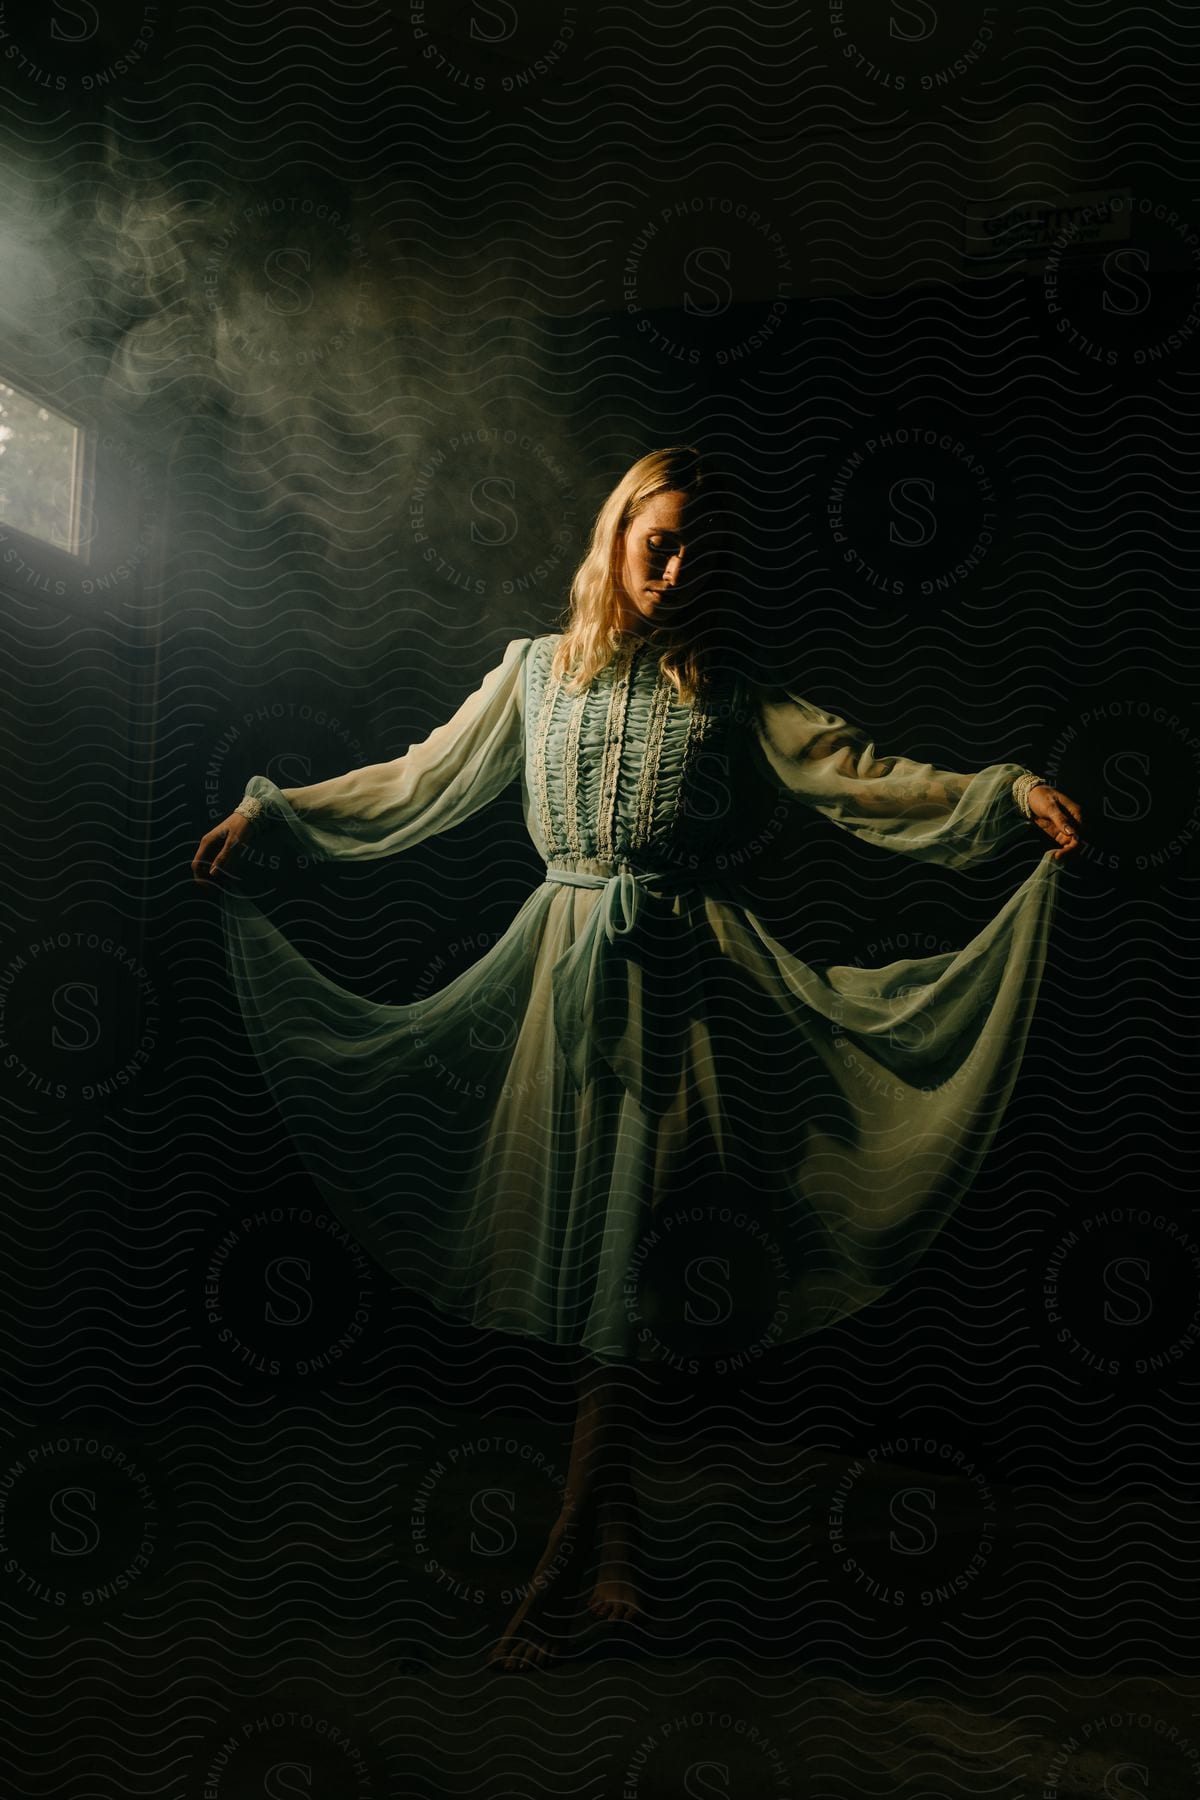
xmin=220 ymin=633 xmax=1059 ymax=1363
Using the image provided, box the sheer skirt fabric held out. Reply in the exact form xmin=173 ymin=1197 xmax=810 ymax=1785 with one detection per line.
xmin=220 ymin=633 xmax=1059 ymax=1364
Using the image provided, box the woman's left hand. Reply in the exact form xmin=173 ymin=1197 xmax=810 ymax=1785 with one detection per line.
xmin=1028 ymin=785 xmax=1084 ymax=860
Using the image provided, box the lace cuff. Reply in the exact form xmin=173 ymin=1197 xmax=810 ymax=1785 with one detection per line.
xmin=1011 ymin=771 xmax=1048 ymax=819
xmin=235 ymin=793 xmax=266 ymax=824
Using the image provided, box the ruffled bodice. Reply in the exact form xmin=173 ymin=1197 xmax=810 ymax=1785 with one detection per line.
xmin=522 ymin=633 xmax=755 ymax=876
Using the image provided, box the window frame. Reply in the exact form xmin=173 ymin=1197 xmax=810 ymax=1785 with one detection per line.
xmin=0 ymin=366 xmax=95 ymax=585
xmin=0 ymin=333 xmax=158 ymax=620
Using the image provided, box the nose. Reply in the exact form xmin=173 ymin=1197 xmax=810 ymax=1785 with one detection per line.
xmin=661 ymin=548 xmax=684 ymax=586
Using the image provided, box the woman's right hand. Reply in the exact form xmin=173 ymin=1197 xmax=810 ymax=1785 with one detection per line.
xmin=192 ymin=812 xmax=256 ymax=887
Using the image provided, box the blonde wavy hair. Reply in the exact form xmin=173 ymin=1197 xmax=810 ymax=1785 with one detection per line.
xmin=550 ymin=445 xmax=725 ymax=704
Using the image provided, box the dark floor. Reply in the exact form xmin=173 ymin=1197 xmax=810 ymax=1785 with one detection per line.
xmin=7 ymin=1400 xmax=1196 ymax=1798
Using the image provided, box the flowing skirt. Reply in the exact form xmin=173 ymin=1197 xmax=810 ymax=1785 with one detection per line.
xmin=220 ymin=853 xmax=1059 ymax=1366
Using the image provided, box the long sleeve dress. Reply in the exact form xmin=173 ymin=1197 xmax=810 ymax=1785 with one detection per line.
xmin=219 ymin=632 xmax=1060 ymax=1366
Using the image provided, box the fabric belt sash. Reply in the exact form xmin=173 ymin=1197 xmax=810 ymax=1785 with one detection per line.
xmin=544 ymin=862 xmax=702 ymax=1108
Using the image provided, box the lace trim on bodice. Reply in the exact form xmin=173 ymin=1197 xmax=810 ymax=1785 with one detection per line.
xmin=632 ymin=664 xmax=676 ymax=846
xmin=596 ymin=638 xmax=638 ymax=860
xmin=561 ymin=684 xmax=588 ymax=857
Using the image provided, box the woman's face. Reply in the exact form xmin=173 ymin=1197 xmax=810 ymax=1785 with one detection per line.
xmin=614 ymin=489 xmax=696 ymax=633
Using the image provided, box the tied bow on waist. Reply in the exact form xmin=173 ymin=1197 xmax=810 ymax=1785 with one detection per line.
xmin=545 ymin=862 xmax=705 ymax=1112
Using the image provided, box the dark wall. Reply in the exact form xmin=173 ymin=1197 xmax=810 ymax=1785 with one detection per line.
xmin=0 ymin=5 xmax=1197 ymax=1790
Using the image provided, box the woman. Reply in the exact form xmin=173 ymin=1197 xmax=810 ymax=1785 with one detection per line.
xmin=192 ymin=445 xmax=1083 ymax=1670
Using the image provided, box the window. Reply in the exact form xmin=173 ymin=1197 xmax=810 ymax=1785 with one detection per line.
xmin=0 ymin=379 xmax=83 ymax=555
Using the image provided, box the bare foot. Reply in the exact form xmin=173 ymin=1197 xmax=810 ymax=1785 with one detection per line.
xmin=588 ymin=1485 xmax=642 ymax=1626
xmin=487 ymin=1494 xmax=593 ymax=1671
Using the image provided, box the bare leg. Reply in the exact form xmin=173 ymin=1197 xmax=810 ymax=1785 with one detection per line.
xmin=488 ymin=1353 xmax=642 ymax=1669
xmin=587 ymin=1364 xmax=642 ymax=1625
